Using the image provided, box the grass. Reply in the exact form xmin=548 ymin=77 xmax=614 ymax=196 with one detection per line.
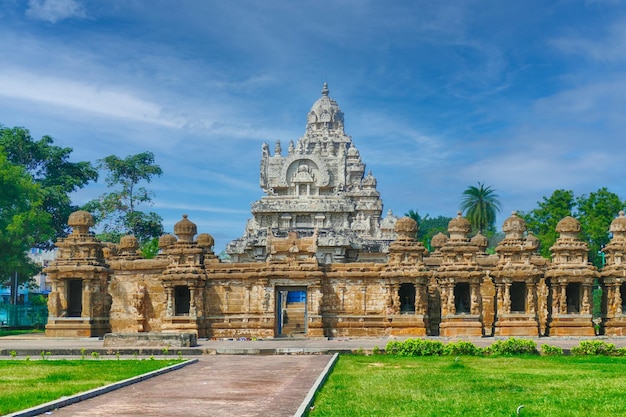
xmin=0 ymin=359 xmax=182 ymax=415
xmin=308 ymin=355 xmax=626 ymax=417
xmin=0 ymin=328 xmax=44 ymax=337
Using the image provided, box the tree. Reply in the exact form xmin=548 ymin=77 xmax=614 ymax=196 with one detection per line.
xmin=404 ymin=209 xmax=451 ymax=249
xmin=576 ymin=188 xmax=623 ymax=267
xmin=460 ymin=182 xmax=502 ymax=234
xmin=521 ymin=189 xmax=575 ymax=259
xmin=84 ymin=152 xmax=164 ymax=243
xmin=521 ymin=188 xmax=624 ymax=267
xmin=0 ymin=148 xmax=54 ymax=293
xmin=0 ymin=126 xmax=98 ymax=248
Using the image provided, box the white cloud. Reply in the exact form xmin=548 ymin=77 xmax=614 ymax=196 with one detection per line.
xmin=0 ymin=69 xmax=184 ymax=128
xmin=26 ymin=0 xmax=86 ymax=23
xmin=551 ymin=19 xmax=626 ymax=63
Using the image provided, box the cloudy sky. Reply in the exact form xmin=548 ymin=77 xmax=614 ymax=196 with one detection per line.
xmin=1 ymin=0 xmax=625 ymax=251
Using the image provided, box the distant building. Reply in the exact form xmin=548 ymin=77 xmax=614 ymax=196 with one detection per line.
xmin=0 ymin=249 xmax=55 ymax=304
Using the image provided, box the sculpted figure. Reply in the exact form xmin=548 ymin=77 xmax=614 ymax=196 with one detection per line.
xmin=615 ymin=286 xmax=623 ymax=315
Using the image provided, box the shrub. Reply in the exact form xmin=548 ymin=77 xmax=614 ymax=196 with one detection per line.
xmin=443 ymin=341 xmax=483 ymax=356
xmin=541 ymin=344 xmax=563 ymax=356
xmin=486 ymin=338 xmax=538 ymax=356
xmin=372 ymin=345 xmax=380 ymax=355
xmin=385 ymin=338 xmax=444 ymax=356
xmin=385 ymin=340 xmax=401 ymax=355
xmin=571 ymin=340 xmax=616 ymax=356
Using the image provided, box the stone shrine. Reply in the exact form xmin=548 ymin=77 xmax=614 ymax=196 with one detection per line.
xmin=226 ymin=83 xmax=398 ymax=264
xmin=44 ymin=85 xmax=624 ymax=340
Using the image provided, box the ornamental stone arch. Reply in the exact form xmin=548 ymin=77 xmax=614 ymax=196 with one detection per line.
xmin=278 ymin=153 xmax=330 ymax=187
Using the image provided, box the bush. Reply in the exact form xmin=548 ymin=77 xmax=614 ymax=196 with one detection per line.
xmin=571 ymin=340 xmax=616 ymax=356
xmin=385 ymin=338 xmax=445 ymax=356
xmin=486 ymin=338 xmax=538 ymax=356
xmin=443 ymin=341 xmax=483 ymax=356
xmin=541 ymin=344 xmax=563 ymax=356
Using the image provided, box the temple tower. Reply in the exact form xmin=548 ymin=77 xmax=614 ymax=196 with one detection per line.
xmin=227 ymin=83 xmax=397 ymax=264
xmin=546 ymin=216 xmax=598 ymax=336
xmin=601 ymin=211 xmax=626 ymax=335
xmin=381 ymin=217 xmax=431 ymax=335
xmin=435 ymin=212 xmax=484 ymax=337
xmin=492 ymin=212 xmax=543 ymax=336
xmin=45 ymin=211 xmax=112 ymax=337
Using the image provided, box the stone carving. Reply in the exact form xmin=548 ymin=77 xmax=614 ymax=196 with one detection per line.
xmin=43 ymin=87 xmax=626 ymax=340
xmin=227 ymin=83 xmax=397 ymax=264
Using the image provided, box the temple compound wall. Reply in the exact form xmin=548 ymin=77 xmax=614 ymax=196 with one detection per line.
xmin=45 ymin=210 xmax=626 ymax=339
xmin=43 ymin=85 xmax=626 ymax=339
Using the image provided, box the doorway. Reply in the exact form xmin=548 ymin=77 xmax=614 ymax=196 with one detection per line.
xmin=67 ymin=279 xmax=82 ymax=317
xmin=276 ymin=287 xmax=307 ymax=337
xmin=174 ymin=285 xmax=191 ymax=316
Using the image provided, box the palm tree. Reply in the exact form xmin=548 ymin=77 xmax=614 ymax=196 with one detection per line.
xmin=460 ymin=182 xmax=502 ymax=234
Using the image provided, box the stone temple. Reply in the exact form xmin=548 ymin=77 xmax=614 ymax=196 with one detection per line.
xmin=227 ymin=83 xmax=397 ymax=264
xmin=43 ymin=85 xmax=626 ymax=342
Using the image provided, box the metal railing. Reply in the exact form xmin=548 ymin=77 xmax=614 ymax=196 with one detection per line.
xmin=0 ymin=304 xmax=48 ymax=328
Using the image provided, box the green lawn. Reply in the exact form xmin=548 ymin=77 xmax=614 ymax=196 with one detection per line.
xmin=0 ymin=328 xmax=44 ymax=337
xmin=309 ymin=355 xmax=626 ymax=417
xmin=0 ymin=360 xmax=182 ymax=415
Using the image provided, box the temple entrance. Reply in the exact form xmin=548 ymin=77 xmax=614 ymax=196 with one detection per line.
xmin=510 ymin=282 xmax=526 ymax=312
xmin=67 ymin=279 xmax=83 ymax=317
xmin=621 ymin=283 xmax=626 ymax=313
xmin=174 ymin=285 xmax=191 ymax=316
xmin=399 ymin=283 xmax=416 ymax=314
xmin=567 ymin=283 xmax=581 ymax=313
xmin=454 ymin=283 xmax=471 ymax=314
xmin=276 ymin=287 xmax=307 ymax=337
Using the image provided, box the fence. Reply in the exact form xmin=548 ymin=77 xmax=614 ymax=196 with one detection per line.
xmin=0 ymin=304 xmax=48 ymax=329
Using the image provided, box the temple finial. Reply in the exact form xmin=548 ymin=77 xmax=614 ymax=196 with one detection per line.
xmin=322 ymin=82 xmax=329 ymax=96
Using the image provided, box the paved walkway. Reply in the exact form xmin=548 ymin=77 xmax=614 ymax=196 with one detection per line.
xmin=32 ymin=355 xmax=332 ymax=417
xmin=4 ymin=334 xmax=626 ymax=416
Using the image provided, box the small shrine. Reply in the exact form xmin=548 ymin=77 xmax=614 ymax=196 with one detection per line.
xmin=545 ymin=216 xmax=598 ymax=336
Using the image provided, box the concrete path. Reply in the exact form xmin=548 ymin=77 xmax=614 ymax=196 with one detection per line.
xmin=29 ymin=355 xmax=331 ymax=417
xmin=4 ymin=334 xmax=626 ymax=416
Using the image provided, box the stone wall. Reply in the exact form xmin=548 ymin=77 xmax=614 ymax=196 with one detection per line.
xmin=45 ymin=210 xmax=626 ymax=339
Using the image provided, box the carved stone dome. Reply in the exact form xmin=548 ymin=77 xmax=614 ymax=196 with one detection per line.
xmin=174 ymin=214 xmax=197 ymax=242
xmin=119 ymin=235 xmax=139 ymax=251
xmin=610 ymin=211 xmax=626 ymax=236
xmin=431 ymin=232 xmax=448 ymax=249
xmin=502 ymin=211 xmax=526 ymax=240
xmin=394 ymin=217 xmax=417 ymax=241
xmin=448 ymin=211 xmax=471 ymax=238
xmin=307 ymin=82 xmax=344 ymax=131
xmin=158 ymin=233 xmax=177 ymax=249
xmin=471 ymin=232 xmax=489 ymax=250
xmin=556 ymin=216 xmax=581 ymax=236
xmin=526 ymin=232 xmax=539 ymax=250
xmin=362 ymin=171 xmax=377 ymax=188
xmin=196 ymin=233 xmax=215 ymax=250
xmin=68 ymin=210 xmax=94 ymax=235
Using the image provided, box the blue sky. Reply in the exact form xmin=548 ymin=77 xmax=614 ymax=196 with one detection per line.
xmin=1 ymin=0 xmax=626 ymax=252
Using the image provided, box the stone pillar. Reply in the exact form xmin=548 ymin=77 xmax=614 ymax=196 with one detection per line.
xmin=82 ymin=280 xmax=92 ymax=318
xmin=502 ymin=283 xmax=511 ymax=314
xmin=470 ymin=283 xmax=480 ymax=315
xmin=166 ymin=287 xmax=173 ymax=316
xmin=189 ymin=287 xmax=197 ymax=317
xmin=526 ymin=283 xmax=536 ymax=314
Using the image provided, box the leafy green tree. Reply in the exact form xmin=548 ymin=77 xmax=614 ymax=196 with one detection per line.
xmin=521 ymin=189 xmax=575 ymax=259
xmin=576 ymin=188 xmax=623 ymax=267
xmin=0 ymin=148 xmax=54 ymax=293
xmin=0 ymin=126 xmax=98 ymax=248
xmin=404 ymin=209 xmax=451 ymax=249
xmin=521 ymin=188 xmax=623 ymax=267
xmin=84 ymin=152 xmax=164 ymax=243
xmin=459 ymin=182 xmax=502 ymax=234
